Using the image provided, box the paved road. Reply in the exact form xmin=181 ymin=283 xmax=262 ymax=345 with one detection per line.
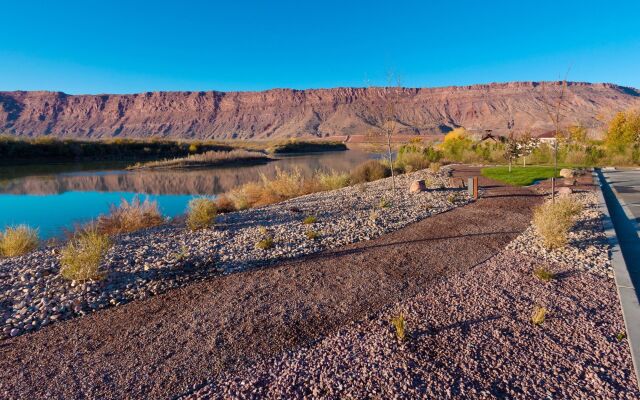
xmin=599 ymin=168 xmax=640 ymax=389
xmin=605 ymin=168 xmax=640 ymax=225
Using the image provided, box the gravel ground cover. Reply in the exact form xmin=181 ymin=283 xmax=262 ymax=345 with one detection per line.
xmin=1 ymin=167 xmax=468 ymax=339
xmin=189 ymin=191 xmax=638 ymax=399
xmin=0 ymin=169 xmax=537 ymax=399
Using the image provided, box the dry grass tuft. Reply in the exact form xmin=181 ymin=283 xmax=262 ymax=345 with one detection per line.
xmin=214 ymin=195 xmax=236 ymax=213
xmin=391 ymin=314 xmax=407 ymax=342
xmin=533 ymin=197 xmax=583 ymax=249
xmin=0 ymin=225 xmax=39 ymax=257
xmin=60 ymin=228 xmax=111 ymax=281
xmin=256 ymin=236 xmax=274 ymax=250
xmin=97 ymin=197 xmax=164 ymax=235
xmin=317 ymin=170 xmax=351 ymax=190
xmin=186 ymin=197 xmax=217 ymax=230
xmin=531 ymin=306 xmax=547 ymax=326
xmin=533 ymin=267 xmax=555 ymax=282
xmin=430 ymin=162 xmax=442 ymax=173
xmin=397 ymin=152 xmax=431 ymax=173
xmin=350 ymin=160 xmax=391 ymax=183
xmin=379 ymin=198 xmax=391 ymax=208
xmin=303 ymin=215 xmax=318 ymax=224
xmin=305 ymin=230 xmax=320 ymax=240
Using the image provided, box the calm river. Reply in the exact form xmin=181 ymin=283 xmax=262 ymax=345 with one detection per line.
xmin=0 ymin=150 xmax=377 ymax=239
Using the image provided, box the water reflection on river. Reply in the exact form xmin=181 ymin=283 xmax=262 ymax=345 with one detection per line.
xmin=0 ymin=150 xmax=377 ymax=238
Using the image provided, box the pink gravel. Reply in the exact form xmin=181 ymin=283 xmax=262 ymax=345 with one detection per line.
xmin=189 ymin=249 xmax=638 ymax=399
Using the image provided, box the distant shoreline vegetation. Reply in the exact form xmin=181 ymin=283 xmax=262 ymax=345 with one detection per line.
xmin=0 ymin=136 xmax=347 ymax=164
xmin=265 ymin=140 xmax=347 ymax=154
xmin=127 ymin=149 xmax=272 ymax=170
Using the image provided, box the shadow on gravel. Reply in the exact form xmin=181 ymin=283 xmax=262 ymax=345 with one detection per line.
xmin=318 ymin=230 xmax=524 ymax=259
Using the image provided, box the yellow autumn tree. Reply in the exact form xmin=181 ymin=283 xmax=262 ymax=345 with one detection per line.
xmin=440 ymin=128 xmax=473 ymax=161
xmin=605 ymin=110 xmax=640 ymax=154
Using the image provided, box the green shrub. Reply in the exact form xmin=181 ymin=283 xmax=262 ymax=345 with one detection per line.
xmin=350 ymin=160 xmax=391 ymax=183
xmin=60 ymin=228 xmax=110 ymax=281
xmin=186 ymin=197 xmax=218 ymax=230
xmin=0 ymin=225 xmax=39 ymax=257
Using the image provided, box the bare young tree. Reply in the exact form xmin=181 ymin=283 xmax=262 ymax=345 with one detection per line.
xmin=537 ymin=73 xmax=571 ymax=202
xmin=379 ymin=73 xmax=404 ymax=193
xmin=503 ymin=132 xmax=521 ymax=172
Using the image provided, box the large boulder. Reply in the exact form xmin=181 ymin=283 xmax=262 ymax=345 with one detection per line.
xmin=409 ymin=180 xmax=427 ymax=193
xmin=559 ymin=168 xmax=575 ymax=178
xmin=557 ymin=186 xmax=573 ymax=196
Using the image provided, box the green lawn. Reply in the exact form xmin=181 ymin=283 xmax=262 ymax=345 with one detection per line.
xmin=481 ymin=165 xmax=561 ymax=186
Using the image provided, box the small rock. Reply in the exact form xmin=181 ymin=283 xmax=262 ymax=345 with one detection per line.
xmin=409 ymin=180 xmax=427 ymax=193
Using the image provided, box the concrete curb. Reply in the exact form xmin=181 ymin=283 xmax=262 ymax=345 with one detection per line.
xmin=593 ymin=169 xmax=640 ymax=389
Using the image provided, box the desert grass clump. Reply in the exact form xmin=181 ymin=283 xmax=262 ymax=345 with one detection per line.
xmin=533 ymin=197 xmax=583 ymax=249
xmin=305 ymin=229 xmax=320 ymax=240
xmin=60 ymin=228 xmax=110 ymax=282
xmin=214 ymin=195 xmax=236 ymax=213
xmin=391 ymin=313 xmax=407 ymax=342
xmin=430 ymin=162 xmax=442 ymax=173
xmin=186 ymin=197 xmax=218 ymax=230
xmin=317 ymin=170 xmax=351 ymax=190
xmin=531 ymin=306 xmax=547 ymax=326
xmin=397 ymin=151 xmax=430 ymax=173
xmin=379 ymin=198 xmax=391 ymax=208
xmin=256 ymin=236 xmax=274 ymax=250
xmin=533 ymin=267 xmax=555 ymax=282
xmin=303 ymin=215 xmax=318 ymax=224
xmin=0 ymin=225 xmax=39 ymax=257
xmin=97 ymin=196 xmax=164 ymax=235
xmin=350 ymin=160 xmax=391 ymax=183
xmin=616 ymin=331 xmax=627 ymax=342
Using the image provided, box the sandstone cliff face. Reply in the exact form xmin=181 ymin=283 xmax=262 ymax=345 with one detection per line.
xmin=1 ymin=82 xmax=638 ymax=139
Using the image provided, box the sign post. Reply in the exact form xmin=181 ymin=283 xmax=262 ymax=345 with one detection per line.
xmin=468 ymin=176 xmax=479 ymax=200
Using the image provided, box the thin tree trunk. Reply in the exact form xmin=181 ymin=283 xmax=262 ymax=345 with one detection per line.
xmin=387 ymin=131 xmax=395 ymax=193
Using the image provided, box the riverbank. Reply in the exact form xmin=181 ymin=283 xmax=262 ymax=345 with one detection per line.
xmin=0 ymin=166 xmax=467 ymax=340
xmin=0 ymin=167 xmax=541 ymax=398
xmin=0 ymin=136 xmax=347 ymax=164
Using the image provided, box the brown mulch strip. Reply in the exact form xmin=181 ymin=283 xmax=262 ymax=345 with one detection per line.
xmin=0 ymin=167 xmax=541 ymax=399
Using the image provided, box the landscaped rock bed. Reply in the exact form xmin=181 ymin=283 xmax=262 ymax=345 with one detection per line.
xmin=0 ymin=167 xmax=469 ymax=339
xmin=507 ymin=191 xmax=612 ymax=277
xmin=188 ymin=191 xmax=638 ymax=399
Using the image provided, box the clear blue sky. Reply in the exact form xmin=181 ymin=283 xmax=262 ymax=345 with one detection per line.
xmin=1 ymin=0 xmax=638 ymax=94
